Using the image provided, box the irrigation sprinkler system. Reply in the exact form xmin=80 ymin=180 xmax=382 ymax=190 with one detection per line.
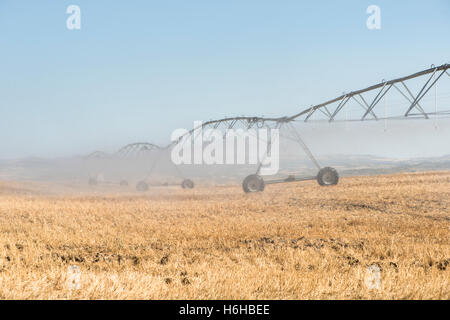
xmin=85 ymin=142 xmax=194 ymax=190
xmin=84 ymin=63 xmax=450 ymax=193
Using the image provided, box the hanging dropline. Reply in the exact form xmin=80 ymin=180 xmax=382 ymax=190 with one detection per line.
xmin=84 ymin=63 xmax=450 ymax=192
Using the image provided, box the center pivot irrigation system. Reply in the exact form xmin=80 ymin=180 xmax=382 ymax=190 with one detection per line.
xmin=85 ymin=64 xmax=450 ymax=193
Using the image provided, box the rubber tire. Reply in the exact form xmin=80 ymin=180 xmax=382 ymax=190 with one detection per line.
xmin=136 ymin=181 xmax=149 ymax=192
xmin=181 ymin=179 xmax=194 ymax=189
xmin=242 ymin=174 xmax=265 ymax=193
xmin=317 ymin=167 xmax=339 ymax=186
xmin=88 ymin=178 xmax=98 ymax=186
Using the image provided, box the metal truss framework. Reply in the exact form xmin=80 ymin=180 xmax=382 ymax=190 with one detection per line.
xmin=289 ymin=64 xmax=450 ymax=122
xmin=84 ymin=143 xmax=161 ymax=160
xmin=84 ymin=150 xmax=109 ymax=160
xmin=89 ymin=63 xmax=450 ymax=159
xmin=116 ymin=142 xmax=161 ymax=158
xmin=84 ymin=63 xmax=450 ymax=189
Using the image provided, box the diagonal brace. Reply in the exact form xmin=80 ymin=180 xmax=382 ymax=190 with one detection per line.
xmin=362 ymin=83 xmax=392 ymax=120
xmin=405 ymin=69 xmax=446 ymax=116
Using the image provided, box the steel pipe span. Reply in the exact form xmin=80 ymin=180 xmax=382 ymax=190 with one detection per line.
xmin=87 ymin=63 xmax=450 ymax=157
xmin=289 ymin=63 xmax=450 ymax=122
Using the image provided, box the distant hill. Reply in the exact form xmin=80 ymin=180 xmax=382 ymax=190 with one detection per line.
xmin=0 ymin=154 xmax=449 ymax=182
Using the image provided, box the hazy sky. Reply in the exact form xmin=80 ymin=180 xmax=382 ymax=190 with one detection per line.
xmin=0 ymin=0 xmax=449 ymax=158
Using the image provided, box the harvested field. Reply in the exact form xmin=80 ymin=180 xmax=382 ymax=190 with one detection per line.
xmin=0 ymin=171 xmax=449 ymax=299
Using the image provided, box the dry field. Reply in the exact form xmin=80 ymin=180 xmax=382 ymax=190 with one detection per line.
xmin=0 ymin=171 xmax=449 ymax=299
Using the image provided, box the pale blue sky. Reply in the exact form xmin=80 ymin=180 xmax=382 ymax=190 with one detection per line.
xmin=0 ymin=0 xmax=449 ymax=158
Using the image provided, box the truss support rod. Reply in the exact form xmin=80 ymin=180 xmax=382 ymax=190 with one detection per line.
xmin=434 ymin=78 xmax=438 ymax=129
xmin=329 ymin=95 xmax=350 ymax=122
xmin=318 ymin=108 xmax=330 ymax=118
xmin=392 ymin=82 xmax=428 ymax=119
xmin=304 ymin=107 xmax=316 ymax=122
xmin=361 ymin=82 xmax=387 ymax=120
xmin=286 ymin=123 xmax=321 ymax=170
xmin=400 ymin=81 xmax=427 ymax=115
xmin=351 ymin=95 xmax=378 ymax=120
xmin=405 ymin=69 xmax=446 ymax=116
xmin=323 ymin=106 xmax=332 ymax=118
xmin=404 ymin=68 xmax=437 ymax=116
xmin=362 ymin=83 xmax=392 ymax=120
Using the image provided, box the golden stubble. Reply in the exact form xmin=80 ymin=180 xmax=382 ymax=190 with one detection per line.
xmin=0 ymin=171 xmax=448 ymax=299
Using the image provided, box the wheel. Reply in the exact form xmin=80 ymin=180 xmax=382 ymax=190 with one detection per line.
xmin=136 ymin=181 xmax=149 ymax=192
xmin=242 ymin=174 xmax=265 ymax=193
xmin=88 ymin=178 xmax=97 ymax=186
xmin=317 ymin=167 xmax=339 ymax=186
xmin=119 ymin=180 xmax=128 ymax=187
xmin=181 ymin=179 xmax=194 ymax=189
